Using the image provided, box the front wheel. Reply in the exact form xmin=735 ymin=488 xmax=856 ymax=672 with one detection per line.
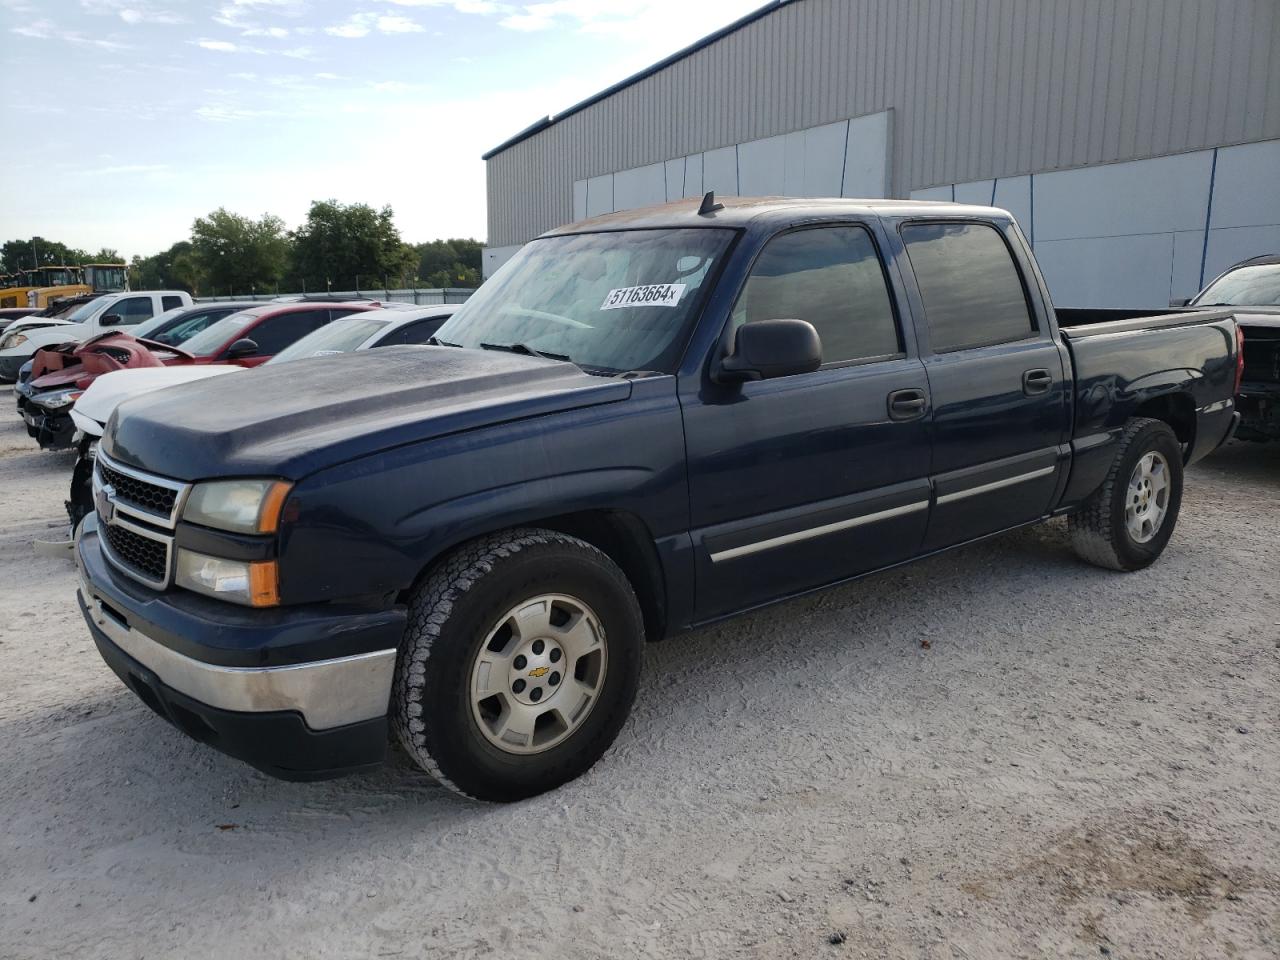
xmin=1068 ymin=417 xmax=1184 ymax=571
xmin=392 ymin=528 xmax=644 ymax=802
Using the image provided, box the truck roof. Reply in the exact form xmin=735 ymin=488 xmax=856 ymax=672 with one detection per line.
xmin=541 ymin=195 xmax=1013 ymax=238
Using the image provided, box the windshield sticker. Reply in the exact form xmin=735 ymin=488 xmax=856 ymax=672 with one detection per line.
xmin=600 ymin=283 xmax=687 ymax=310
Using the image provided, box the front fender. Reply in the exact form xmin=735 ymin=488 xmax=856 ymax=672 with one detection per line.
xmin=275 ymin=378 xmax=689 ymax=606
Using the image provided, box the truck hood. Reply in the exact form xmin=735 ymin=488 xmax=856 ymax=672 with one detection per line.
xmin=104 ymin=347 xmax=632 ymax=480
xmin=75 ymin=365 xmax=246 ymax=429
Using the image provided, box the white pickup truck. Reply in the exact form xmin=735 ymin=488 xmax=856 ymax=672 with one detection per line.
xmin=0 ymin=290 xmax=192 ymax=381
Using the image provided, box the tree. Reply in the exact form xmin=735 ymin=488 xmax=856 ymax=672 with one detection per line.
xmin=414 ymin=238 xmax=483 ymax=288
xmin=130 ymin=240 xmax=204 ymax=294
xmin=89 ymin=247 xmax=122 ymax=263
xmin=288 ymin=200 xmax=418 ymax=291
xmin=189 ymin=208 xmax=288 ymax=295
xmin=1 ymin=237 xmax=91 ymax=273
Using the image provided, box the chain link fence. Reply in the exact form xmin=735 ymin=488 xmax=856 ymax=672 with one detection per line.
xmin=196 ymin=287 xmax=475 ymax=305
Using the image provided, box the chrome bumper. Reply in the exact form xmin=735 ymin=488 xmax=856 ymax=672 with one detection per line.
xmin=78 ymin=575 xmax=397 ymax=731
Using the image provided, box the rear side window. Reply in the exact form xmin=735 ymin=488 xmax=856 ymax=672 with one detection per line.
xmin=732 ymin=226 xmax=901 ymax=364
xmin=901 ymin=222 xmax=1035 ymax=353
xmin=241 ymin=309 xmax=332 ymax=355
xmin=109 ymin=296 xmax=155 ymax=325
xmin=374 ymin=316 xmax=449 ymax=347
xmin=161 ymin=295 xmax=184 ymax=311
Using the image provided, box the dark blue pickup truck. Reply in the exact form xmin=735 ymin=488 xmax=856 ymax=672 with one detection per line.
xmin=76 ymin=197 xmax=1242 ymax=801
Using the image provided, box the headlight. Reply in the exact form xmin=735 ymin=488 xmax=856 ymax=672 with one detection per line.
xmin=175 ymin=549 xmax=279 ymax=607
xmin=2 ymin=333 xmax=27 ymax=349
xmin=182 ymin=478 xmax=292 ymax=534
xmin=38 ymin=389 xmax=83 ymax=410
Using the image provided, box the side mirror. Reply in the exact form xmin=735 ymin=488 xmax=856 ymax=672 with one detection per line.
xmin=226 ymin=338 xmax=259 ymax=359
xmin=1169 ymin=297 xmax=1191 ymax=308
xmin=100 ymin=314 xmax=123 ymax=327
xmin=716 ymin=319 xmax=822 ymax=383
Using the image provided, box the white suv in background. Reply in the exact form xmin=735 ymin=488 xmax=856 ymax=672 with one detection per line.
xmin=0 ymin=290 xmax=193 ymax=381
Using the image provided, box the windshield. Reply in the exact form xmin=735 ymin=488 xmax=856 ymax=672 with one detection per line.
xmin=268 ymin=317 xmax=390 ymax=363
xmin=131 ymin=307 xmax=186 ymax=339
xmin=433 ymin=228 xmax=734 ymax=373
xmin=1193 ymin=264 xmax=1280 ymax=306
xmin=64 ymin=297 xmax=107 ymax=322
xmin=180 ymin=310 xmax=260 ymax=356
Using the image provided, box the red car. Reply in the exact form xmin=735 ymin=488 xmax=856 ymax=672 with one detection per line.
xmin=24 ymin=301 xmax=379 ymax=448
xmin=30 ymin=300 xmax=379 ymax=389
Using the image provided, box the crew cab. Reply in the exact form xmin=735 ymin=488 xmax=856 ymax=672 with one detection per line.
xmin=0 ymin=290 xmax=192 ymax=381
xmin=74 ymin=197 xmax=1241 ymax=801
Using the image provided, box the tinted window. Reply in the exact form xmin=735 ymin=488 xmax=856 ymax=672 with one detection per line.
xmin=374 ymin=316 xmax=450 ymax=347
xmin=149 ymin=308 xmax=234 ymax=345
xmin=901 ymin=222 xmax=1034 ymax=353
xmin=161 ymin=295 xmax=184 ymax=311
xmin=240 ymin=309 xmax=332 ymax=355
xmin=109 ymin=296 xmax=155 ymax=325
xmin=269 ymin=317 xmax=389 ymax=363
xmin=731 ymin=226 xmax=900 ymax=364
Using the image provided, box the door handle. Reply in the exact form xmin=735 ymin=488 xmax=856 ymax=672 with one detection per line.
xmin=887 ymin=388 xmax=928 ymax=421
xmin=1022 ymin=368 xmax=1053 ymax=395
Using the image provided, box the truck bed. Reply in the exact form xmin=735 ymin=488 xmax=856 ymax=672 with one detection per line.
xmin=1054 ymin=307 xmax=1239 ymax=508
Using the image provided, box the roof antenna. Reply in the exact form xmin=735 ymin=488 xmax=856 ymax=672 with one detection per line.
xmin=697 ymin=190 xmax=724 ymax=216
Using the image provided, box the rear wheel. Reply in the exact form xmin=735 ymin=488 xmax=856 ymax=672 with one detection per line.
xmin=1068 ymin=417 xmax=1184 ymax=571
xmin=392 ymin=528 xmax=643 ymax=802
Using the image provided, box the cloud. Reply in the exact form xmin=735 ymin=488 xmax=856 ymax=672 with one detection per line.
xmin=10 ymin=17 xmax=132 ymax=49
xmin=193 ymin=38 xmax=243 ymax=52
xmin=325 ymin=12 xmax=425 ymax=37
xmin=88 ymin=163 xmax=170 ymax=175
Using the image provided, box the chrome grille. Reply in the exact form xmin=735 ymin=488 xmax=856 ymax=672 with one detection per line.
xmin=102 ymin=521 xmax=169 ymax=584
xmin=94 ymin=451 xmax=190 ymax=589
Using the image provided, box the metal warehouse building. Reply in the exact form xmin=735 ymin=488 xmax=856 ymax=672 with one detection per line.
xmin=482 ymin=0 xmax=1280 ymax=308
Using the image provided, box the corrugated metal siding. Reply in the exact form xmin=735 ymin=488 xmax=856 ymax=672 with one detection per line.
xmin=486 ymin=0 xmax=1280 ymax=247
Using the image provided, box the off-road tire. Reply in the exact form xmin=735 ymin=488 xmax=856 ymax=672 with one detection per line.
xmin=1068 ymin=417 xmax=1184 ymax=571
xmin=392 ymin=528 xmax=644 ymax=802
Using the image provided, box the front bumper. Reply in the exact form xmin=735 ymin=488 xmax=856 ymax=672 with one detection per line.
xmin=0 ymin=351 xmax=31 ymax=382
xmin=22 ymin=407 xmax=74 ymax=449
xmin=76 ymin=515 xmax=407 ymax=780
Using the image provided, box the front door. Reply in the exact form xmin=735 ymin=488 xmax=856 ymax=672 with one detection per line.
xmin=896 ymin=220 xmax=1070 ymax=550
xmin=681 ymin=223 xmax=933 ymax=621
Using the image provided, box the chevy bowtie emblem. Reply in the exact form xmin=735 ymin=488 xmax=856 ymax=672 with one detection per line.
xmin=528 ymin=666 xmax=549 ymax=678
xmin=97 ymin=484 xmax=117 ymax=524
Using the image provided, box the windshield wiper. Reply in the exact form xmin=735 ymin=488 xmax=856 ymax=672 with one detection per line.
xmin=427 ymin=336 xmax=462 ymax=347
xmin=480 ymin=342 xmax=573 ymax=363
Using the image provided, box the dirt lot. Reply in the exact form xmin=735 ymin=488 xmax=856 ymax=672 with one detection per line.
xmin=0 ymin=414 xmax=1277 ymax=960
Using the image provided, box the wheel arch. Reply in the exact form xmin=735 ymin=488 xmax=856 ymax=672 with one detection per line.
xmin=1131 ymin=391 xmax=1196 ymax=458
xmin=398 ymin=509 xmax=669 ymax=642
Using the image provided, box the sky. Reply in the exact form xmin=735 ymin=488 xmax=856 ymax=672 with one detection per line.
xmin=0 ymin=0 xmax=768 ymax=258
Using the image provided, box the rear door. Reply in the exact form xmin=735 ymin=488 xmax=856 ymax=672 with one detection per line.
xmin=896 ymin=219 xmax=1069 ymax=549
xmin=229 ymin=308 xmax=335 ymax=364
xmin=682 ymin=221 xmax=933 ymax=620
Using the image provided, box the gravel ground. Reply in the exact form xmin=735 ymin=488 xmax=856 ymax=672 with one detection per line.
xmin=0 ymin=413 xmax=1277 ymax=960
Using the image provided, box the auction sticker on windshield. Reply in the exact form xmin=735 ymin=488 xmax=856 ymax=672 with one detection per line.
xmin=600 ymin=283 xmax=687 ymax=310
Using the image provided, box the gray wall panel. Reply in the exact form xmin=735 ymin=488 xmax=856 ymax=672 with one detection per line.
xmin=1209 ymin=139 xmax=1280 ymax=230
xmin=801 ymin=121 xmax=848 ymax=196
xmin=487 ymin=0 xmax=1280 ymax=250
xmin=702 ymin=146 xmax=739 ymax=195
xmin=992 ymin=175 xmax=1032 ymax=234
xmin=1035 ymin=233 xmax=1178 ymax=309
xmin=1204 ymin=225 xmax=1280 ymax=281
xmin=1033 ymin=151 xmax=1213 ymax=241
xmin=613 ymin=162 xmax=666 ymax=211
xmin=737 ymin=134 xmax=788 ymax=197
